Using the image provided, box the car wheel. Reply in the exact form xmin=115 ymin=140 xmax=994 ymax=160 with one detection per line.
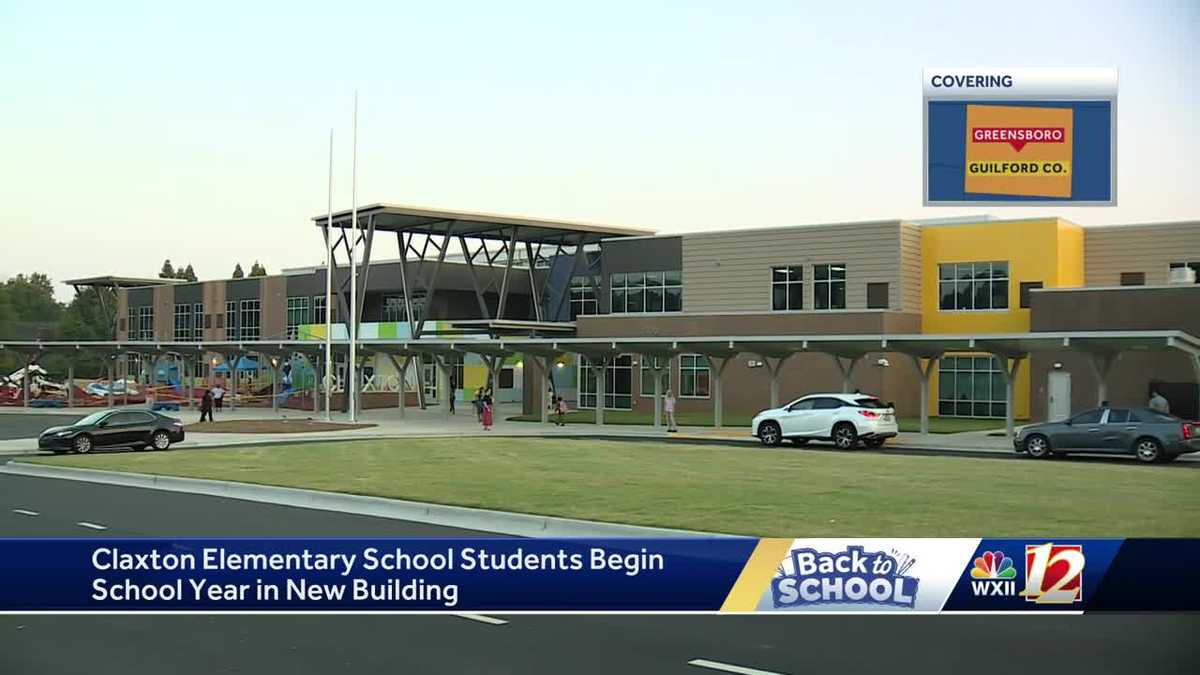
xmin=73 ymin=434 xmax=93 ymax=454
xmin=151 ymin=431 xmax=172 ymax=451
xmin=832 ymin=423 xmax=858 ymax=450
xmin=1134 ymin=437 xmax=1163 ymax=463
xmin=1023 ymin=434 xmax=1051 ymax=459
xmin=758 ymin=421 xmax=782 ymax=447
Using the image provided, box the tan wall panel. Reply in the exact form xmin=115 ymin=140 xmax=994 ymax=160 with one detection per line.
xmin=152 ymin=286 xmax=173 ymax=341
xmin=202 ymin=281 xmax=226 ymax=341
xmin=1084 ymin=222 xmax=1200 ymax=286
xmin=260 ymin=276 xmax=287 ymax=340
xmin=681 ymin=221 xmax=907 ymax=313
xmin=576 ymin=311 xmax=921 ymax=338
xmin=116 ymin=290 xmax=129 ymax=340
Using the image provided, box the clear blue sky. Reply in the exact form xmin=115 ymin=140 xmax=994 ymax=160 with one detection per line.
xmin=1 ymin=0 xmax=1196 ymax=298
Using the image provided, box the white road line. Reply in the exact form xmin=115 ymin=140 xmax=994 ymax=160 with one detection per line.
xmin=688 ymin=659 xmax=787 ymax=675
xmin=76 ymin=521 xmax=107 ymax=530
xmin=11 ymin=509 xmax=39 ymax=517
xmin=453 ymin=613 xmax=508 ymax=626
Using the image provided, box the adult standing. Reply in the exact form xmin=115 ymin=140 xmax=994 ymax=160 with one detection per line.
xmin=1149 ymin=389 xmax=1171 ymax=415
xmin=664 ymin=389 xmax=678 ymax=432
xmin=211 ymin=382 xmax=226 ymax=414
xmin=447 ymin=375 xmax=457 ymax=415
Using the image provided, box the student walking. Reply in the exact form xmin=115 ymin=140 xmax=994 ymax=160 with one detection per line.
xmin=664 ymin=389 xmax=678 ymax=432
xmin=554 ymin=396 xmax=568 ymax=426
xmin=199 ymin=390 xmax=214 ymax=423
xmin=481 ymin=396 xmax=494 ymax=431
xmin=448 ymin=376 xmax=457 ymax=414
xmin=473 ymin=388 xmax=484 ymax=421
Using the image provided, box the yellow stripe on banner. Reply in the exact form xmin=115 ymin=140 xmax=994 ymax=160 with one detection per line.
xmin=720 ymin=538 xmax=793 ymax=612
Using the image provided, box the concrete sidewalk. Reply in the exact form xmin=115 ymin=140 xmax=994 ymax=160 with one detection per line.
xmin=0 ymin=402 xmax=1018 ymax=456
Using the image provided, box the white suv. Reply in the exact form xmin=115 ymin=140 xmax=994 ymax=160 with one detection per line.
xmin=752 ymin=393 xmax=898 ymax=449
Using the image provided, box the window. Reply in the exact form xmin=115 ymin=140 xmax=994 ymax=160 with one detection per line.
xmin=937 ymin=355 xmax=1007 ymax=418
xmin=239 ymin=299 xmax=260 ymax=341
xmin=225 ymin=301 xmax=236 ymax=339
xmin=135 ymin=306 xmax=154 ymax=341
xmin=498 ymin=367 xmax=515 ymax=389
xmin=286 ymin=297 xmax=310 ymax=339
xmin=1019 ymin=281 xmax=1043 ymax=309
xmin=866 ymin=282 xmax=889 ymax=309
xmin=938 ymin=262 xmax=1009 ymax=311
xmin=1119 ymin=272 xmax=1145 ymax=286
xmin=383 ymin=295 xmax=406 ymax=323
xmin=610 ymin=271 xmax=681 ymax=313
xmin=814 ymin=264 xmax=846 ymax=310
xmin=1105 ymin=409 xmax=1130 ymax=424
xmin=173 ymin=304 xmax=192 ymax=341
xmin=1132 ymin=409 xmax=1176 ymax=423
xmin=313 ymin=295 xmax=338 ymax=325
xmin=194 ymin=303 xmax=204 ymax=339
xmin=577 ymin=354 xmax=633 ymax=409
xmin=679 ymin=354 xmax=710 ymax=399
xmin=1069 ymin=409 xmax=1104 ymax=425
xmin=1169 ymin=262 xmax=1200 ymax=283
xmin=569 ymin=276 xmax=598 ymax=318
xmin=449 ymin=355 xmax=464 ymax=391
xmin=771 ymin=267 xmax=803 ymax=311
xmin=813 ymin=397 xmax=844 ymax=410
xmin=639 ymin=356 xmax=671 ymax=397
xmin=787 ymin=398 xmax=816 ymax=411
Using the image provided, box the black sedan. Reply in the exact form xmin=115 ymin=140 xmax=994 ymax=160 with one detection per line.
xmin=1014 ymin=406 xmax=1200 ymax=463
xmin=39 ymin=409 xmax=185 ymax=454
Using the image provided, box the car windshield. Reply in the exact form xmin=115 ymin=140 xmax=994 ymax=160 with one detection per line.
xmin=74 ymin=411 xmax=110 ymax=426
xmin=854 ymin=397 xmax=888 ymax=409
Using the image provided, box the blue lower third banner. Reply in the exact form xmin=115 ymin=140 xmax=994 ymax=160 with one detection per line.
xmin=0 ymin=538 xmax=1196 ymax=612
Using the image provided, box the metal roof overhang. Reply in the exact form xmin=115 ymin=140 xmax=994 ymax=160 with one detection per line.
xmin=63 ymin=276 xmax=181 ymax=288
xmin=312 ymin=203 xmax=655 ymax=245
xmin=4 ymin=331 xmax=1198 ymax=360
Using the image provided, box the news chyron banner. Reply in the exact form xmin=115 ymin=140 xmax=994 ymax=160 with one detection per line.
xmin=924 ymin=67 xmax=1117 ymax=205
xmin=0 ymin=538 xmax=1196 ymax=613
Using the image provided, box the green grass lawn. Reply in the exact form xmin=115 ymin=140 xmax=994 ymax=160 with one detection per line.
xmin=27 ymin=437 xmax=1199 ymax=537
xmin=507 ymin=410 xmax=1011 ymax=434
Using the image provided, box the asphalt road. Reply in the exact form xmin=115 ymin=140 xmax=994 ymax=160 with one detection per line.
xmin=1 ymin=474 xmax=1196 ymax=674
xmin=0 ymin=413 xmax=83 ymax=440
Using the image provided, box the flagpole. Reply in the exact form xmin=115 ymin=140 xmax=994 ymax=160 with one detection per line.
xmin=348 ymin=92 xmax=359 ymax=422
xmin=324 ymin=128 xmax=334 ymax=422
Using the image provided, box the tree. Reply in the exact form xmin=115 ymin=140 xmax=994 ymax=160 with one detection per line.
xmin=177 ymin=264 xmax=197 ymax=282
xmin=249 ymin=261 xmax=267 ymax=277
xmin=159 ymin=260 xmax=176 ymax=279
xmin=3 ymin=273 xmax=62 ymax=322
xmin=232 ymin=264 xmax=245 ymax=279
xmin=52 ymin=287 xmax=116 ymax=378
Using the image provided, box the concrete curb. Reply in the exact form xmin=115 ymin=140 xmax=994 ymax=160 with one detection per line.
xmin=0 ymin=462 xmax=735 ymax=539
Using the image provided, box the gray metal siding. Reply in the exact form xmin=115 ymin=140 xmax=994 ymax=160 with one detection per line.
xmin=680 ymin=221 xmax=905 ymax=313
xmin=899 ymin=222 xmax=922 ymax=313
xmin=173 ymin=283 xmax=202 ymax=304
xmin=1085 ymin=222 xmax=1200 ymax=286
xmin=601 ymin=237 xmax=682 ymax=274
xmin=226 ymin=278 xmax=262 ymax=301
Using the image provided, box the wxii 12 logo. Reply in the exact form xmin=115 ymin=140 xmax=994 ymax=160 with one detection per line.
xmin=771 ymin=545 xmax=919 ymax=609
xmin=1021 ymin=543 xmax=1085 ymax=604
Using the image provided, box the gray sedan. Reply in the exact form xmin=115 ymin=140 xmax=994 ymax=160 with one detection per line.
xmin=1014 ymin=407 xmax=1200 ymax=463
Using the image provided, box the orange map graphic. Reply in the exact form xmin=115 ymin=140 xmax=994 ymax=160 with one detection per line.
xmin=964 ymin=104 xmax=1074 ymax=198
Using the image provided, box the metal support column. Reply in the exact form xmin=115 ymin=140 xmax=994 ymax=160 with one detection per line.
xmin=652 ymin=361 xmax=663 ymax=429
xmin=994 ymin=355 xmax=1025 ymax=441
xmin=21 ymin=353 xmax=31 ymax=408
xmin=593 ymin=357 xmax=607 ymax=427
xmin=764 ymin=354 xmax=794 ymax=409
xmin=538 ymin=356 xmax=552 ymax=424
xmin=709 ymin=356 xmax=732 ymax=429
xmin=271 ymin=361 xmax=278 ymax=414
xmin=1086 ymin=352 xmax=1119 ymax=406
xmin=908 ymin=354 xmax=939 ymax=436
xmin=830 ymin=354 xmax=861 ymax=393
xmin=106 ymin=360 xmax=115 ymax=408
xmin=67 ymin=362 xmax=75 ymax=409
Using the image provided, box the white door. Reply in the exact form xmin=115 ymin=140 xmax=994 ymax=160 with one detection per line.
xmin=779 ymin=399 xmax=816 ymax=435
xmin=1047 ymin=371 xmax=1072 ymax=421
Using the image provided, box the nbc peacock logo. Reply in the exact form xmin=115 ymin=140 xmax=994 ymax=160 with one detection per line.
xmin=969 ymin=550 xmax=1018 ymax=597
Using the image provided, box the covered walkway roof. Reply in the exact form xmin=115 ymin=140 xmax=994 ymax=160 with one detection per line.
xmin=312 ymin=203 xmax=654 ymax=245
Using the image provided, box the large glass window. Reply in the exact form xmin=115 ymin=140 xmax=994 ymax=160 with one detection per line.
xmin=239 ymin=299 xmax=260 ymax=341
xmin=313 ymin=295 xmax=338 ymax=325
xmin=569 ymin=276 xmax=598 ymax=319
xmin=610 ymin=271 xmax=681 ymax=314
xmin=578 ymin=355 xmax=633 ymax=409
xmin=639 ymin=356 xmax=671 ymax=397
xmin=225 ymin=301 xmax=237 ymax=339
xmin=679 ymin=354 xmax=710 ymax=399
xmin=1169 ymin=261 xmax=1200 ymax=283
xmin=193 ymin=303 xmax=204 ymax=339
xmin=814 ymin=264 xmax=846 ymax=310
xmin=771 ymin=266 xmax=803 ymax=311
xmin=173 ymin=304 xmax=191 ymax=341
xmin=383 ymin=294 xmax=424 ymax=323
xmin=286 ymin=296 xmax=309 ymax=339
xmin=937 ymin=356 xmax=1007 ymax=418
xmin=136 ymin=306 xmax=154 ymax=341
xmin=938 ymin=262 xmax=1009 ymax=311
